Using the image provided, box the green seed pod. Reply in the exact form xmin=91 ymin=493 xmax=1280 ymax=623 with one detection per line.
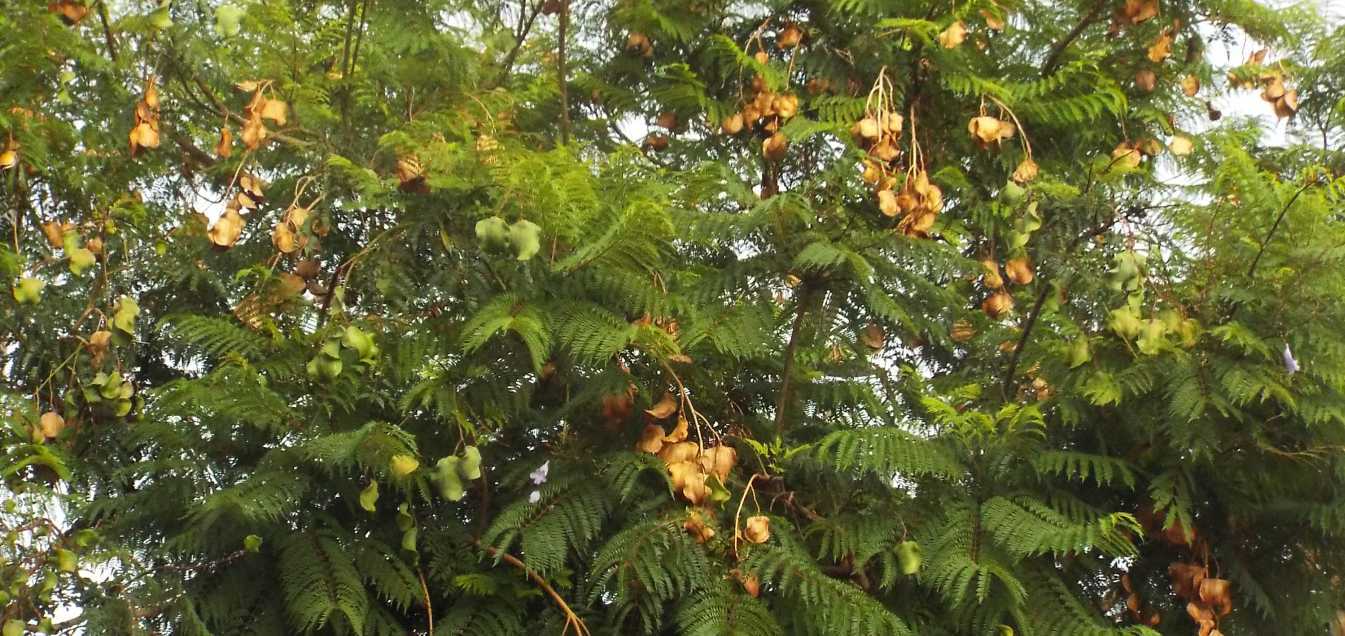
xmin=508 ymin=219 xmax=542 ymax=261
xmin=359 ymin=480 xmax=379 ymax=513
xmin=459 ymin=446 xmax=482 ymax=480
xmin=475 ymin=217 xmax=511 ymax=253
xmin=896 ymin=540 xmax=922 ymax=575
xmin=341 ymin=325 xmax=375 ymax=359
xmin=56 ymin=548 xmax=77 ymax=573
xmin=435 ymin=457 xmax=466 ymax=501
xmin=1067 ymin=337 xmax=1091 ymax=368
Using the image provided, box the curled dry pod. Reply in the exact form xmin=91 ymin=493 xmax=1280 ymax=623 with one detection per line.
xmin=1168 ymin=135 xmax=1193 ymax=156
xmin=981 ymin=259 xmax=1005 ymax=289
xmin=881 ymin=111 xmax=904 ymax=135
xmin=777 ymin=23 xmax=803 ymax=49
xmin=753 ymin=50 xmax=769 ymax=65
xmin=773 ymin=93 xmax=799 ymax=119
xmin=1136 ymin=69 xmax=1157 ymax=92
xmin=208 ymin=207 xmax=244 ymax=249
xmin=637 ymin=424 xmax=666 ymax=454
xmin=982 ymin=290 xmax=1015 ymax=319
xmin=877 ymin=189 xmax=899 ymax=216
xmin=1182 ymin=74 xmax=1201 ymax=97
xmin=870 ymin=138 xmax=899 ymax=162
xmin=39 ymin=412 xmax=65 ymax=439
xmin=625 ymin=32 xmax=653 ymax=57
xmin=1111 ymin=142 xmax=1142 ymax=169
xmin=656 ymin=111 xmax=678 ymax=130
xmin=644 ymin=133 xmax=669 ymax=151
xmin=763 ymin=132 xmax=787 ymax=161
xmin=937 ymin=20 xmax=967 ymax=48
xmin=862 ymin=160 xmax=882 ymax=184
xmin=1012 ymin=157 xmax=1038 ymax=183
xmin=721 ymin=112 xmax=744 ymax=135
xmin=698 ymin=445 xmax=737 ymax=482
xmin=272 ymin=222 xmax=300 ymax=253
xmin=860 ymin=322 xmax=885 ymax=350
xmin=1005 ymin=256 xmax=1034 ymax=285
xmin=968 ymin=116 xmax=1002 ymax=145
xmin=743 ymin=515 xmax=771 ymax=543
xmin=295 ymin=258 xmax=320 ymax=279
xmin=658 ymin=440 xmax=700 ymax=465
xmin=950 ymin=319 xmax=976 ymax=343
xmin=1274 ymin=90 xmax=1298 ymax=118
xmin=856 ymin=117 xmax=881 ymax=142
xmin=684 ymin=510 xmax=716 ymax=543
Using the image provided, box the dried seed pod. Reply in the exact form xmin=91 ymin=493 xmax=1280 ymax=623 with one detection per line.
xmin=862 ymin=160 xmax=882 ymax=184
xmin=215 ymin=127 xmax=233 ymax=158
xmin=721 ymin=112 xmax=744 ymax=135
xmin=396 ymin=156 xmax=429 ymax=193
xmin=981 ymin=259 xmax=1005 ymax=289
xmin=295 ymin=259 xmax=320 ymax=279
xmin=753 ymin=50 xmax=769 ymax=65
xmin=208 ymin=207 xmax=244 ymax=249
xmin=877 ymin=189 xmax=899 ymax=216
xmin=39 ymin=412 xmax=65 ymax=438
xmin=937 ymin=20 xmax=967 ymax=48
xmin=1005 ymin=256 xmax=1034 ymax=285
xmin=856 ymin=117 xmax=881 ymax=142
xmin=1274 ymin=90 xmax=1298 ymax=118
xmin=1012 ymin=157 xmax=1039 ymax=183
xmin=777 ymin=23 xmax=803 ymax=49
xmin=625 ymin=32 xmax=653 ymax=57
xmin=656 ymin=111 xmax=678 ymax=129
xmin=644 ymin=133 xmax=669 ymax=151
xmin=950 ymin=320 xmax=976 ymax=343
xmin=968 ymin=116 xmax=1003 ymax=145
xmin=1182 ymin=74 xmax=1200 ymax=97
xmin=743 ymin=515 xmax=771 ymax=543
xmin=1136 ymin=69 xmax=1157 ymax=92
xmin=763 ymin=132 xmax=787 ymax=161
xmin=982 ymin=290 xmax=1014 ymax=319
xmin=637 ymin=424 xmax=665 ymax=454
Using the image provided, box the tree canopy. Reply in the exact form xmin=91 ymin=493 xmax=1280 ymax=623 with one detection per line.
xmin=4 ymin=0 xmax=1345 ymax=634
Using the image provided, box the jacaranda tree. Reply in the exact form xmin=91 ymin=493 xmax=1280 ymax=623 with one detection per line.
xmin=4 ymin=0 xmax=1345 ymax=633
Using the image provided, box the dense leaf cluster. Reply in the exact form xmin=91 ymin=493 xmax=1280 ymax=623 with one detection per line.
xmin=3 ymin=0 xmax=1345 ymax=634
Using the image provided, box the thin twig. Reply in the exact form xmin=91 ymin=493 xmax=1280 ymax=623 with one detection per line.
xmin=1041 ymin=0 xmax=1108 ymax=76
xmin=557 ymin=0 xmax=572 ymax=144
xmin=417 ymin=568 xmax=434 ymax=636
xmin=477 ymin=542 xmax=590 ymax=635
xmin=97 ymin=0 xmax=119 ymax=62
xmin=1246 ymin=181 xmax=1312 ymax=279
xmin=496 ymin=0 xmax=544 ymax=86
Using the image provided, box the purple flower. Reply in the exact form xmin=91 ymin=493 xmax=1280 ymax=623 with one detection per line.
xmin=529 ymin=461 xmax=550 ymax=485
xmin=1283 ymin=342 xmax=1299 ymax=375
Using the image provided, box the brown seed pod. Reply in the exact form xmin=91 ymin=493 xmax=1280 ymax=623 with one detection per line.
xmin=744 ymin=515 xmax=771 ymax=543
xmin=877 ymin=189 xmax=899 ymax=217
xmin=753 ymin=50 xmax=769 ymax=65
xmin=981 ymin=259 xmax=1005 ymax=290
xmin=950 ymin=320 xmax=976 ymax=343
xmin=1012 ymin=157 xmax=1039 ymax=183
xmin=763 ymin=132 xmax=787 ymax=161
xmin=1005 ymin=256 xmax=1034 ymax=285
xmin=777 ymin=24 xmax=803 ymax=49
xmin=295 ymin=259 xmax=320 ymax=279
xmin=721 ymin=112 xmax=744 ymax=135
xmin=625 ymin=32 xmax=653 ymax=57
xmin=1181 ymin=74 xmax=1201 ymax=97
xmin=644 ymin=133 xmax=669 ymax=151
xmin=1135 ymin=69 xmax=1157 ymax=92
xmin=982 ymin=290 xmax=1014 ymax=319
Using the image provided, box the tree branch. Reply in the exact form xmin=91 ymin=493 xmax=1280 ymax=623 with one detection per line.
xmin=774 ymin=284 xmax=816 ymax=438
xmin=1246 ymin=181 xmax=1312 ymax=279
xmin=1041 ymin=0 xmax=1108 ymax=77
xmin=97 ymin=0 xmax=119 ymax=62
xmin=477 ymin=542 xmax=590 ymax=635
xmin=495 ymin=0 xmax=544 ymax=86
xmin=557 ymin=0 xmax=572 ymax=144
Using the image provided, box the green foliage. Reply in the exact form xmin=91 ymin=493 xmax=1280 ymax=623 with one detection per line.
xmin=3 ymin=0 xmax=1345 ymax=634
